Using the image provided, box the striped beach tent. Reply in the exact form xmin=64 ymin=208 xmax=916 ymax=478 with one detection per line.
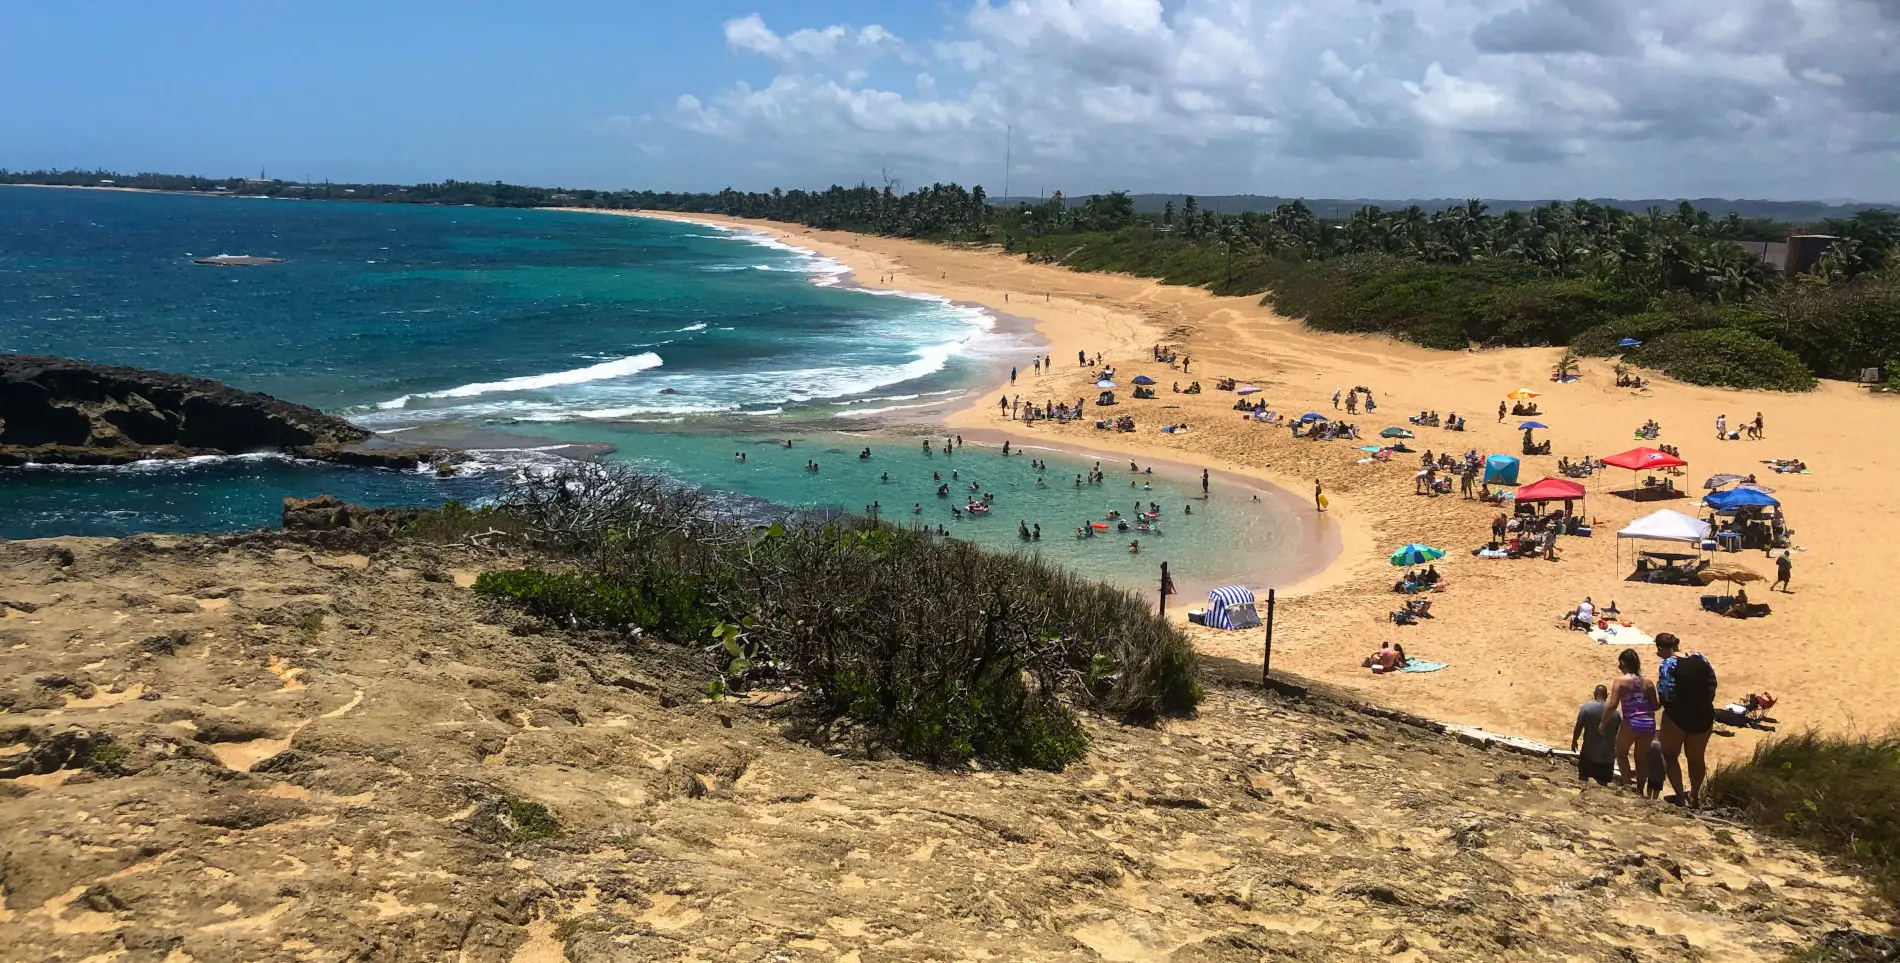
xmin=1204 ymin=585 xmax=1261 ymax=630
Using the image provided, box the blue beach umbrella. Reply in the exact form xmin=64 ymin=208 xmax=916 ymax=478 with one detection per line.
xmin=1390 ymin=544 xmax=1445 ymax=566
xmin=1299 ymin=411 xmax=1328 ymax=423
xmin=1132 ymin=375 xmax=1157 ymax=385
xmin=1095 ymin=380 xmax=1116 ymax=389
xmin=1617 ymin=338 xmax=1644 ymax=349
xmin=1518 ymin=421 xmax=1548 ymax=430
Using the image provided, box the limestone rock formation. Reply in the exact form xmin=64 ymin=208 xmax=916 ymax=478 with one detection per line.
xmin=0 ymin=354 xmax=449 ymax=469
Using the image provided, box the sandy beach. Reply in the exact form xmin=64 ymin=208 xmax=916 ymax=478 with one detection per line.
xmin=558 ymin=208 xmax=1900 ymax=758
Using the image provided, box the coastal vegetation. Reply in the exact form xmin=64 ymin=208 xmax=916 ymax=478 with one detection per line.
xmin=9 ymin=167 xmax=1895 ymax=388
xmin=1707 ymin=728 xmax=1900 ymax=901
xmin=414 ymin=464 xmax=1201 ymax=771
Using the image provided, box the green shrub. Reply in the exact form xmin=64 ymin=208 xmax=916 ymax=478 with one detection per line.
xmin=1706 ymin=728 xmax=1900 ymax=902
xmin=468 ymin=466 xmax=1202 ymax=772
xmin=1635 ymin=329 xmax=1817 ymax=391
xmin=505 ymin=799 xmax=562 ymax=840
xmin=399 ymin=500 xmax=527 ymax=542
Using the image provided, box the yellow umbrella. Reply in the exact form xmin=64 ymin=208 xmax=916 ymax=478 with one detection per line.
xmin=1507 ymin=388 xmax=1542 ymax=400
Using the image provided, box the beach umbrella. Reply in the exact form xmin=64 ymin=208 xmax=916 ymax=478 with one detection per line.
xmin=1617 ymin=338 xmax=1643 ymax=349
xmin=1299 ymin=411 xmax=1328 ymax=423
xmin=1737 ymin=481 xmax=1775 ymax=494
xmin=1518 ymin=421 xmax=1548 ymax=430
xmin=1095 ymin=380 xmax=1116 ymax=389
xmin=1701 ymin=564 xmax=1765 ymax=587
xmin=1703 ymin=473 xmax=1747 ymax=490
xmin=1507 ymin=388 xmax=1541 ymax=400
xmin=1390 ymin=544 xmax=1445 ymax=566
xmin=1235 ymin=384 xmax=1261 ymax=395
xmin=1380 ymin=427 xmax=1414 ymax=439
xmin=1132 ymin=375 xmax=1156 ymax=385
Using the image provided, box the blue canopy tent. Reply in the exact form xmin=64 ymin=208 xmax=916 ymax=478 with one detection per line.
xmin=1202 ymin=585 xmax=1261 ymax=630
xmin=1705 ymin=487 xmax=1780 ymax=512
xmin=1484 ymin=454 xmax=1521 ymax=485
xmin=1298 ymin=411 xmax=1328 ymax=423
xmin=1132 ymin=375 xmax=1157 ymax=385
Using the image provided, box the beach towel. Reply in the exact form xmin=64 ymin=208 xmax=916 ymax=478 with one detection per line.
xmin=1588 ymin=624 xmax=1653 ymax=647
xmin=1400 ymin=660 xmax=1449 ymax=673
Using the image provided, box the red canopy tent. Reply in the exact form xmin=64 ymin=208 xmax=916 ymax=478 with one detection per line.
xmin=1602 ymin=447 xmax=1687 ymax=471
xmin=1515 ymin=477 xmax=1587 ymax=502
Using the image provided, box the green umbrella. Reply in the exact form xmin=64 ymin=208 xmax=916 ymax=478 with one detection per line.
xmin=1390 ymin=544 xmax=1445 ymax=566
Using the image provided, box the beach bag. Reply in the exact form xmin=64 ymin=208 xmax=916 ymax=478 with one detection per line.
xmin=1659 ymin=653 xmax=1716 ymax=709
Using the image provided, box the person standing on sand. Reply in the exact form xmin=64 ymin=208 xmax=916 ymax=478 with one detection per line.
xmin=1498 ymin=400 xmax=1507 ymax=423
xmin=1078 ymin=350 xmax=1087 ymax=367
xmin=1773 ymin=552 xmax=1792 ymax=591
xmin=1460 ymin=469 xmax=1475 ymax=499
xmin=1201 ymin=469 xmax=1209 ymax=496
xmin=1716 ymin=413 xmax=1727 ymax=440
xmin=1314 ymin=479 xmax=1325 ymax=512
xmin=1753 ymin=411 xmax=1765 ymax=439
xmin=1572 ymin=685 xmax=1619 ymax=786
xmin=1655 ymin=633 xmax=1717 ymax=807
xmin=1010 ymin=366 xmax=1017 ymax=386
xmin=1332 ymin=389 xmax=1341 ymax=409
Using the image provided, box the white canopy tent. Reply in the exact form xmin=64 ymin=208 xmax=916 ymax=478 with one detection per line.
xmin=1616 ymin=509 xmax=1711 ymax=567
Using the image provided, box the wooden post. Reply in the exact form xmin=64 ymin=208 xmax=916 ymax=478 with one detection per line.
xmin=1262 ymin=588 xmax=1277 ymax=685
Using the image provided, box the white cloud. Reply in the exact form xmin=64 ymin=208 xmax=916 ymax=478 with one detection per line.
xmin=664 ymin=0 xmax=1900 ymax=198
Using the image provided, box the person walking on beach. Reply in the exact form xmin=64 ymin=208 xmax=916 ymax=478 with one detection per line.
xmin=1314 ymin=479 xmax=1326 ymax=512
xmin=1604 ymin=648 xmax=1660 ymax=794
xmin=1572 ymin=684 xmax=1619 ymax=785
xmin=1498 ymin=400 xmax=1507 ymax=423
xmin=1752 ymin=411 xmax=1765 ymax=439
xmin=1773 ymin=552 xmax=1792 ymax=592
xmin=1332 ymin=389 xmax=1341 ymax=410
xmin=1010 ymin=366 xmax=1018 ymax=386
xmin=1460 ymin=468 xmax=1475 ymax=499
xmin=1715 ymin=413 xmax=1727 ymax=440
xmin=1655 ymin=633 xmax=1716 ymax=807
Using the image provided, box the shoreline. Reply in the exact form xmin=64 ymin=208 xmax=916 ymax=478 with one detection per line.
xmin=548 ymin=207 xmax=1363 ymax=596
xmin=544 ymin=207 xmax=1900 ymax=760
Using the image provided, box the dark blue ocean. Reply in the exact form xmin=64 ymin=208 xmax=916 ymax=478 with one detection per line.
xmin=0 ymin=187 xmax=1301 ymax=588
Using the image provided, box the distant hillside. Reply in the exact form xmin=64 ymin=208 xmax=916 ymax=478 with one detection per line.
xmin=993 ymin=194 xmax=1896 ymax=223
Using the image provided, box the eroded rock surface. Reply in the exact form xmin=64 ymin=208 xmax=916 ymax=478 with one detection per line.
xmin=0 ymin=535 xmax=1889 ymax=962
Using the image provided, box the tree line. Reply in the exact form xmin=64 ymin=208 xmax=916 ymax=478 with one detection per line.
xmin=6 ymin=167 xmax=1895 ymax=388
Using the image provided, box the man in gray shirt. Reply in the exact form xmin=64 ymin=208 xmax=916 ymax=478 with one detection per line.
xmin=1572 ymin=684 xmax=1619 ymax=785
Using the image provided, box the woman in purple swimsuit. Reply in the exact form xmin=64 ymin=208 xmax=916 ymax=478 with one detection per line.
xmin=1602 ymin=648 xmax=1660 ymax=793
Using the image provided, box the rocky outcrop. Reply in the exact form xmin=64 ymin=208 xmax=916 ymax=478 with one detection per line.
xmin=0 ymin=354 xmax=449 ymax=469
xmin=280 ymin=495 xmax=426 ymax=534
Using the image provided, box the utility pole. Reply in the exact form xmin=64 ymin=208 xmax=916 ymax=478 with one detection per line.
xmin=1003 ymin=124 xmax=1011 ymax=205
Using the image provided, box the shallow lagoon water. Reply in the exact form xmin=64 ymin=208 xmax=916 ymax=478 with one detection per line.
xmin=0 ymin=188 xmax=1311 ymax=591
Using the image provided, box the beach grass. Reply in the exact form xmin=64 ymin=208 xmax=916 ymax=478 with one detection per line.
xmin=1706 ymin=727 xmax=1900 ymax=904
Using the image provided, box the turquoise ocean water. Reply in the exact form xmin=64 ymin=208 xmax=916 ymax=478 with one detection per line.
xmin=0 ymin=187 xmax=1304 ymax=589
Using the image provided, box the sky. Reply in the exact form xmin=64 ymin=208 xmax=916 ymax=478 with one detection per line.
xmin=2 ymin=0 xmax=1896 ymax=201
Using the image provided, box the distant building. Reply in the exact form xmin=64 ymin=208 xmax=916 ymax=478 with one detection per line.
xmin=1785 ymin=234 xmax=1841 ymax=275
xmin=97 ymin=179 xmax=116 ymax=186
xmin=1729 ymin=233 xmax=1839 ymax=276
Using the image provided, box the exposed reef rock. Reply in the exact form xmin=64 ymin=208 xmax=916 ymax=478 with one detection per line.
xmin=0 ymin=354 xmax=450 ymax=469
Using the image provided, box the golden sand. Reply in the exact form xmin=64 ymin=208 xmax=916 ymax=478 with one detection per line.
xmin=556 ymin=209 xmax=1899 ymax=757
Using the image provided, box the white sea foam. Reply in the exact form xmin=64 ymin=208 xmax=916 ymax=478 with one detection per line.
xmin=677 ymin=322 xmax=708 ymax=332
xmin=373 ymin=352 xmax=664 ymax=410
xmin=13 ymin=451 xmax=316 ymax=473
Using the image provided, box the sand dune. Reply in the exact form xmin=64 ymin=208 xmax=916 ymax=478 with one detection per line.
xmin=570 ymin=209 xmax=1900 ymax=759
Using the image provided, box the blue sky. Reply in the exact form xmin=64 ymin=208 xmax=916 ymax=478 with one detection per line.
xmin=3 ymin=1 xmax=1896 ymax=200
